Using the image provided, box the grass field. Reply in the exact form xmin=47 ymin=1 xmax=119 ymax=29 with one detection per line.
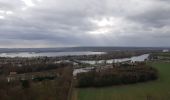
xmin=72 ymin=62 xmax=170 ymax=100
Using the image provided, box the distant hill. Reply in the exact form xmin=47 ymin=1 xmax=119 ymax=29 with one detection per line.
xmin=0 ymin=47 xmax=169 ymax=53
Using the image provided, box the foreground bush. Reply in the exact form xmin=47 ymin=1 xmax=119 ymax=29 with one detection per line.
xmin=76 ymin=65 xmax=158 ymax=87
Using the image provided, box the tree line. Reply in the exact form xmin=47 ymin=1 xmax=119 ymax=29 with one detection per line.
xmin=76 ymin=65 xmax=158 ymax=87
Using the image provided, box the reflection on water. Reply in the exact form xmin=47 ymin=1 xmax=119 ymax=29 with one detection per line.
xmin=0 ymin=52 xmax=105 ymax=57
xmin=80 ymin=54 xmax=149 ymax=64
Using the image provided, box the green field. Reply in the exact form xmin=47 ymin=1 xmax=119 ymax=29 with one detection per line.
xmin=72 ymin=62 xmax=170 ymax=100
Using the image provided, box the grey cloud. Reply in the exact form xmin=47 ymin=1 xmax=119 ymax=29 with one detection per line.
xmin=128 ymin=8 xmax=170 ymax=28
xmin=0 ymin=0 xmax=170 ymax=48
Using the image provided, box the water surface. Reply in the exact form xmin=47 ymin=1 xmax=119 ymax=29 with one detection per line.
xmin=80 ymin=54 xmax=149 ymax=64
xmin=0 ymin=51 xmax=105 ymax=57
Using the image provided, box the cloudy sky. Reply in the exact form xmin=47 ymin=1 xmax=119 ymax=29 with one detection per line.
xmin=0 ymin=0 xmax=170 ymax=48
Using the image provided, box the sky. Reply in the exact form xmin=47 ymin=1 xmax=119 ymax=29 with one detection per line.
xmin=0 ymin=0 xmax=170 ymax=48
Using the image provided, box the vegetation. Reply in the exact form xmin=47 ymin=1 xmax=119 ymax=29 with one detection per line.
xmin=0 ymin=61 xmax=71 ymax=75
xmin=0 ymin=64 xmax=73 ymax=100
xmin=76 ymin=64 xmax=158 ymax=88
xmin=151 ymin=52 xmax=170 ymax=57
xmin=149 ymin=52 xmax=170 ymax=61
xmin=72 ymin=62 xmax=170 ymax=100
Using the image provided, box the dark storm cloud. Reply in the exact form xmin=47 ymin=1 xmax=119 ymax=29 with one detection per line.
xmin=0 ymin=0 xmax=170 ymax=47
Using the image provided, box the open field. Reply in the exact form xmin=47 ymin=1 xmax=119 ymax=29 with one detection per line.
xmin=72 ymin=62 xmax=170 ymax=100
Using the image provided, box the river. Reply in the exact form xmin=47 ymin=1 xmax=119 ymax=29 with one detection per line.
xmin=80 ymin=54 xmax=149 ymax=64
xmin=0 ymin=51 xmax=105 ymax=57
xmin=73 ymin=54 xmax=150 ymax=76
